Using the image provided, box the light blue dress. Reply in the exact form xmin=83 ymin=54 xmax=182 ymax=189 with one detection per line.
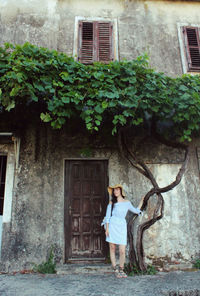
xmin=104 ymin=201 xmax=141 ymax=246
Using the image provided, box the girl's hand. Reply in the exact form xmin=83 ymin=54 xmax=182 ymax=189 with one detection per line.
xmin=105 ymin=229 xmax=109 ymax=237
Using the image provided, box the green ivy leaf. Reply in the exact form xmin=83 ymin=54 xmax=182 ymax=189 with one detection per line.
xmin=85 ymin=116 xmax=92 ymax=123
xmin=40 ymin=112 xmax=52 ymax=122
xmin=94 ymin=105 xmax=104 ymax=114
xmin=10 ymin=86 xmax=20 ymax=97
xmin=61 ymin=97 xmax=70 ymax=103
xmin=95 ymin=120 xmax=101 ymax=126
xmin=6 ymin=101 xmax=15 ymax=111
xmin=102 ymin=101 xmax=108 ymax=109
xmin=179 ymin=85 xmax=188 ymax=92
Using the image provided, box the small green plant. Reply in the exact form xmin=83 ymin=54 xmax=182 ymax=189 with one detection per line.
xmin=124 ymin=263 xmax=157 ymax=276
xmin=33 ymin=249 xmax=56 ymax=274
xmin=146 ymin=264 xmax=157 ymax=275
xmin=124 ymin=263 xmax=141 ymax=276
xmin=193 ymin=259 xmax=200 ymax=269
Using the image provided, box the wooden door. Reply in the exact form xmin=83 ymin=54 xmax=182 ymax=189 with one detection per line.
xmin=64 ymin=160 xmax=108 ymax=261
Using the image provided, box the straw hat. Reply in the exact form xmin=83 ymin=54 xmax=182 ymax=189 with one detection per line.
xmin=107 ymin=184 xmax=126 ymax=197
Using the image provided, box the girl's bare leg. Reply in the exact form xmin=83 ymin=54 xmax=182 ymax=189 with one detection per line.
xmin=109 ymin=243 xmax=116 ymax=268
xmin=119 ymin=245 xmax=126 ymax=269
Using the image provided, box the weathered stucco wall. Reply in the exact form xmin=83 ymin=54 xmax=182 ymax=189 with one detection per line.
xmin=0 ymin=124 xmax=200 ymax=272
xmin=0 ymin=0 xmax=200 ymax=75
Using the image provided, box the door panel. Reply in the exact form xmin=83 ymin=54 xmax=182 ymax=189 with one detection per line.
xmin=65 ymin=160 xmax=108 ymax=261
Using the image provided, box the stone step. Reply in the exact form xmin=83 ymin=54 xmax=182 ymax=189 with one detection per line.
xmin=56 ymin=263 xmax=112 ymax=275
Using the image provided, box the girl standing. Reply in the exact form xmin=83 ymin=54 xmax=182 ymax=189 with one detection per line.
xmin=104 ymin=184 xmax=142 ymax=278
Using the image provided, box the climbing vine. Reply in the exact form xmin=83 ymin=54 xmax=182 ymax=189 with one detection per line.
xmin=0 ymin=42 xmax=200 ymax=142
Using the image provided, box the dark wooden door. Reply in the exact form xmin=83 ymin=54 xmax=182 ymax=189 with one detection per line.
xmin=65 ymin=160 xmax=108 ymax=261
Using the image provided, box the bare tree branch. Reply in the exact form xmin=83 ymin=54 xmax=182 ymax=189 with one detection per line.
xmin=117 ymin=125 xmax=189 ymax=272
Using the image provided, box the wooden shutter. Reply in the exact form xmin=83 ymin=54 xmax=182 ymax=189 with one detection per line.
xmin=183 ymin=26 xmax=200 ymax=71
xmin=78 ymin=22 xmax=94 ymax=64
xmin=78 ymin=21 xmax=113 ymax=64
xmin=98 ymin=22 xmax=113 ymax=62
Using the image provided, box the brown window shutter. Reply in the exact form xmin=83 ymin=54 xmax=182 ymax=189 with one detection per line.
xmin=78 ymin=21 xmax=113 ymax=64
xmin=183 ymin=26 xmax=200 ymax=71
xmin=78 ymin=21 xmax=94 ymax=64
xmin=98 ymin=22 xmax=113 ymax=62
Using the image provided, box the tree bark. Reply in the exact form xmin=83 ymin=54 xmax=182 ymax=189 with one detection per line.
xmin=118 ymin=127 xmax=189 ymax=271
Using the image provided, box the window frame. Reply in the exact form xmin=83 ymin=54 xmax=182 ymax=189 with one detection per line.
xmin=73 ymin=16 xmax=119 ymax=63
xmin=178 ymin=23 xmax=200 ymax=73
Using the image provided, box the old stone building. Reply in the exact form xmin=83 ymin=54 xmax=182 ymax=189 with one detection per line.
xmin=0 ymin=0 xmax=200 ymax=272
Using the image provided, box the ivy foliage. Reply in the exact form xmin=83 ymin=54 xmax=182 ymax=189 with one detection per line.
xmin=0 ymin=42 xmax=200 ymax=141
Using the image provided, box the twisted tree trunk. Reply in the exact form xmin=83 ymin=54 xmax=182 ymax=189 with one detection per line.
xmin=118 ymin=127 xmax=189 ymax=271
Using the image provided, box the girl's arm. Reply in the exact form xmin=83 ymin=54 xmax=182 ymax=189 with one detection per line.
xmin=128 ymin=201 xmax=142 ymax=215
xmin=105 ymin=203 xmax=112 ymax=223
xmin=104 ymin=203 xmax=112 ymax=236
xmin=105 ymin=223 xmax=109 ymax=237
xmin=101 ymin=202 xmax=112 ymax=236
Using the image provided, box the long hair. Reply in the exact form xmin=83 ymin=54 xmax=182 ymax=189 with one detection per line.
xmin=111 ymin=187 xmax=125 ymax=216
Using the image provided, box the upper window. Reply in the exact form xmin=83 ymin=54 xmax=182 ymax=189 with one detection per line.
xmin=74 ymin=18 xmax=118 ymax=64
xmin=78 ymin=21 xmax=114 ymax=64
xmin=182 ymin=26 xmax=200 ymax=72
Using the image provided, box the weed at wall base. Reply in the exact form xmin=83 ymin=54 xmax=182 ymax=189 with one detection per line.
xmin=33 ymin=249 xmax=56 ymax=274
xmin=193 ymin=259 xmax=200 ymax=269
xmin=124 ymin=262 xmax=157 ymax=276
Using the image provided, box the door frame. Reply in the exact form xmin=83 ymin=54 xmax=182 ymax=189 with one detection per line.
xmin=0 ymin=148 xmax=15 ymax=258
xmin=64 ymin=158 xmax=109 ymax=262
